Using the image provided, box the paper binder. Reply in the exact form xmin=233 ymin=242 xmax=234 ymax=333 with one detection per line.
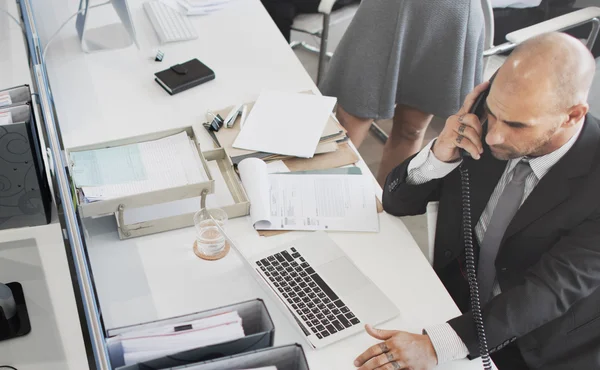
xmin=171 ymin=344 xmax=310 ymax=370
xmin=108 ymin=299 xmax=275 ymax=370
xmin=0 ymin=86 xmax=52 ymax=230
xmin=67 ymin=124 xmax=250 ymax=239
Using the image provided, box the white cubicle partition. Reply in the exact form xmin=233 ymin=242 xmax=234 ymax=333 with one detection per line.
xmin=28 ymin=0 xmax=489 ymax=369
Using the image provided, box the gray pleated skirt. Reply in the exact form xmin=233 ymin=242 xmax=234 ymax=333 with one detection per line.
xmin=319 ymin=0 xmax=485 ymax=119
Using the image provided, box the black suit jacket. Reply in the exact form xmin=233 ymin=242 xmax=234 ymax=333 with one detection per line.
xmin=383 ymin=115 xmax=600 ymax=369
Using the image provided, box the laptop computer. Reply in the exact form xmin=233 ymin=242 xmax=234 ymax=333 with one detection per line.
xmin=232 ymin=232 xmax=399 ymax=349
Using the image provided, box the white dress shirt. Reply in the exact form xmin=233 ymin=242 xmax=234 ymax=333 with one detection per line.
xmin=406 ymin=123 xmax=584 ymax=364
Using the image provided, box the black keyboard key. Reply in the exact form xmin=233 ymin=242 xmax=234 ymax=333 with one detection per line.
xmin=282 ymin=292 xmax=288 ymax=298
xmin=312 ymin=307 xmax=320 ymax=314
xmin=346 ymin=312 xmax=356 ymax=319
xmin=268 ymin=256 xmax=276 ymax=262
xmin=273 ymin=282 xmax=279 ymax=287
xmin=257 ymin=260 xmax=264 ymax=266
xmin=301 ymin=263 xmax=310 ymax=269
xmin=317 ymin=333 xmax=323 ymax=339
xmin=307 ymin=302 xmax=315 ymax=308
xmin=317 ymin=293 xmax=327 ymax=300
xmin=322 ymin=319 xmax=330 ymax=325
xmin=350 ymin=318 xmax=360 ymax=325
xmin=292 ymin=252 xmax=301 ymax=258
xmin=327 ymin=303 xmax=336 ymax=310
xmin=299 ymin=282 xmax=308 ymax=288
xmin=276 ymin=265 xmax=284 ymax=271
xmin=281 ymin=251 xmax=294 ymax=262
xmin=323 ymin=309 xmax=331 ymax=315
xmin=309 ymin=282 xmax=317 ymax=288
xmin=326 ymin=324 xmax=338 ymax=334
xmin=289 ymin=281 xmax=297 ymax=287
xmin=341 ymin=306 xmax=350 ymax=313
xmin=311 ymin=326 xmax=318 ymax=333
xmin=291 ymin=247 xmax=297 ymax=252
xmin=260 ymin=266 xmax=266 ymax=271
xmin=300 ymin=272 xmax=308 ymax=278
xmin=307 ymin=313 xmax=315 ymax=320
xmin=298 ymin=291 xmax=306 ymax=298
xmin=289 ymin=291 xmax=297 ymax=297
xmin=286 ymin=267 xmax=294 ymax=273
xmin=306 ymin=267 xmax=315 ymax=274
xmin=327 ymin=314 xmax=336 ymax=321
xmin=297 ymin=310 xmax=303 ymax=316
xmin=302 ymin=308 xmax=311 ymax=315
xmin=304 ymin=287 xmax=312 ymax=294
xmin=275 ymin=253 xmax=285 ymax=263
xmin=282 ymin=262 xmax=290 ymax=267
xmin=312 ymin=319 xmax=320 ymax=326
xmin=308 ymin=293 xmax=317 ymax=300
xmin=318 ymin=303 xmax=326 ymax=310
xmin=284 ymin=287 xmax=293 ymax=293
xmin=267 ymin=266 xmax=274 ymax=271
xmin=287 ymin=298 xmax=293 ymax=304
xmin=298 ymin=302 xmax=306 ymax=309
xmin=332 ymin=320 xmax=344 ymax=331
xmin=265 ymin=272 xmax=271 ymax=277
xmin=323 ymin=298 xmax=331 ymax=304
xmin=322 ymin=331 xmax=330 ymax=337
xmin=278 ymin=287 xmax=284 ymax=293
xmin=293 ymin=297 xmax=301 ymax=303
xmin=337 ymin=315 xmax=352 ymax=328
xmin=302 ymin=297 xmax=311 ymax=303
xmin=292 ymin=304 xmax=298 ymax=309
xmin=332 ymin=309 xmax=341 ymax=315
xmin=316 ymin=313 xmax=325 ymax=320
xmin=316 ymin=324 xmax=325 ymax=332
xmin=335 ymin=300 xmax=346 ymax=308
xmin=291 ymin=272 xmax=299 ymax=278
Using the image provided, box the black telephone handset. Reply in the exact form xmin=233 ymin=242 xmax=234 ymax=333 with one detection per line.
xmin=459 ymin=75 xmax=496 ymax=370
xmin=460 ymin=74 xmax=494 ymax=158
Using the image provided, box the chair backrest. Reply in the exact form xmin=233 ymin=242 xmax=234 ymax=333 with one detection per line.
xmin=481 ymin=0 xmax=495 ymax=50
xmin=425 ymin=201 xmax=440 ymax=266
xmin=590 ymin=58 xmax=600 ymax=118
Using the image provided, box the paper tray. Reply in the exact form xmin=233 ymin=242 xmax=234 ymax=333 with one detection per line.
xmin=0 ymin=84 xmax=32 ymax=106
xmin=108 ymin=299 xmax=275 ymax=369
xmin=170 ymin=344 xmax=310 ymax=370
xmin=66 ymin=124 xmax=249 ymax=239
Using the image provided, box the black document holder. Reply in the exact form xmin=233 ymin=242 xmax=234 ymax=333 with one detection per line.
xmin=108 ymin=299 xmax=275 ymax=369
xmin=170 ymin=344 xmax=310 ymax=370
xmin=0 ymin=87 xmax=52 ymax=229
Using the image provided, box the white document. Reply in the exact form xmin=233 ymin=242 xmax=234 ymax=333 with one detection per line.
xmin=121 ymin=311 xmax=244 ymax=365
xmin=266 ymin=160 xmax=290 ymax=174
xmin=232 ymin=91 xmax=337 ymax=158
xmin=238 ymin=159 xmax=379 ymax=232
xmin=122 ymin=160 xmax=235 ymax=225
xmin=0 ymin=92 xmax=12 ymax=108
xmin=0 ymin=111 xmax=12 ymax=125
xmin=77 ymin=132 xmax=207 ymax=201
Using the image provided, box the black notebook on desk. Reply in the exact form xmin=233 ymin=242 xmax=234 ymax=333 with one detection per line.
xmin=155 ymin=59 xmax=215 ymax=95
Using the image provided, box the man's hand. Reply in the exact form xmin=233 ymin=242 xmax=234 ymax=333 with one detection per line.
xmin=432 ymin=81 xmax=490 ymax=162
xmin=354 ymin=325 xmax=438 ymax=370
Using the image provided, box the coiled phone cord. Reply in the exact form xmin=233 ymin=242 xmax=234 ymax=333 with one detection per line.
xmin=460 ymin=163 xmax=493 ymax=370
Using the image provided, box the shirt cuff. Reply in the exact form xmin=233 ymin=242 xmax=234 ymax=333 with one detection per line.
xmin=406 ymin=139 xmax=462 ymax=185
xmin=424 ymin=323 xmax=470 ymax=364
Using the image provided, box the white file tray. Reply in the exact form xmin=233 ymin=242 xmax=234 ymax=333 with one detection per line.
xmin=67 ymin=124 xmax=250 ymax=240
xmin=0 ymin=85 xmax=31 ymax=106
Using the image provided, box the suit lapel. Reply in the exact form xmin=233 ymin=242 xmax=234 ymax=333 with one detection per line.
xmin=503 ymin=115 xmax=600 ymax=240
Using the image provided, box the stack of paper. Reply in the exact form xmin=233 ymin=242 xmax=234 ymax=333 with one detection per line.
xmin=71 ymin=132 xmax=207 ymax=202
xmin=0 ymin=91 xmax=12 ymax=107
xmin=120 ymin=311 xmax=245 ymax=365
xmin=210 ymin=92 xmax=348 ymax=165
xmin=238 ymin=158 xmax=379 ymax=232
xmin=163 ymin=0 xmax=233 ymax=15
xmin=0 ymin=110 xmax=12 ymax=125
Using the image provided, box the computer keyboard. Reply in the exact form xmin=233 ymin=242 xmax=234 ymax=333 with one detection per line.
xmin=143 ymin=0 xmax=198 ymax=44
xmin=256 ymin=247 xmax=360 ymax=339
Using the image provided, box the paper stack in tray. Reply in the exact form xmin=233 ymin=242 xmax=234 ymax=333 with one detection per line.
xmin=208 ymin=91 xmax=356 ymax=169
xmin=163 ymin=0 xmax=233 ymax=15
xmin=70 ymin=132 xmax=208 ymax=202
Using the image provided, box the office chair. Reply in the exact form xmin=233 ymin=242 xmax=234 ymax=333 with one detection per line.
xmin=290 ymin=0 xmax=360 ymax=84
xmin=421 ymin=4 xmax=600 ymax=266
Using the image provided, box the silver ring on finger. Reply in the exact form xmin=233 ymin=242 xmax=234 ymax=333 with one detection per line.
xmin=379 ymin=342 xmax=389 ymax=353
xmin=386 ymin=352 xmax=394 ymax=362
xmin=391 ymin=362 xmax=402 ymax=370
xmin=458 ymin=114 xmax=466 ymax=123
xmin=458 ymin=124 xmax=466 ymax=134
xmin=456 ymin=134 xmax=464 ymax=144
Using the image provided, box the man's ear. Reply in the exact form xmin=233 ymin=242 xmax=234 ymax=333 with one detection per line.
xmin=564 ymin=103 xmax=589 ymax=127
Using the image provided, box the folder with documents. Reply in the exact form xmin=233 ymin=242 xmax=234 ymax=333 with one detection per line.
xmin=109 ymin=299 xmax=275 ymax=370
xmin=238 ymin=158 xmax=379 ymax=232
xmin=232 ymin=91 xmax=337 ymax=158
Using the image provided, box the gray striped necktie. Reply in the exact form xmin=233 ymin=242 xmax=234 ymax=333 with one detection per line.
xmin=478 ymin=160 xmax=533 ymax=303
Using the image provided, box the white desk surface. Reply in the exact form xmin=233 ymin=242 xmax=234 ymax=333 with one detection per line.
xmin=41 ymin=0 xmax=486 ymax=368
xmin=0 ymin=1 xmax=88 ymax=369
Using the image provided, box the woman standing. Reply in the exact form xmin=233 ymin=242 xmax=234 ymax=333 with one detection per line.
xmin=320 ymin=0 xmax=485 ymax=184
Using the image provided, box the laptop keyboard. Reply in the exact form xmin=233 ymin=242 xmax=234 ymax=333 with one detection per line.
xmin=256 ymin=247 xmax=360 ymax=339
